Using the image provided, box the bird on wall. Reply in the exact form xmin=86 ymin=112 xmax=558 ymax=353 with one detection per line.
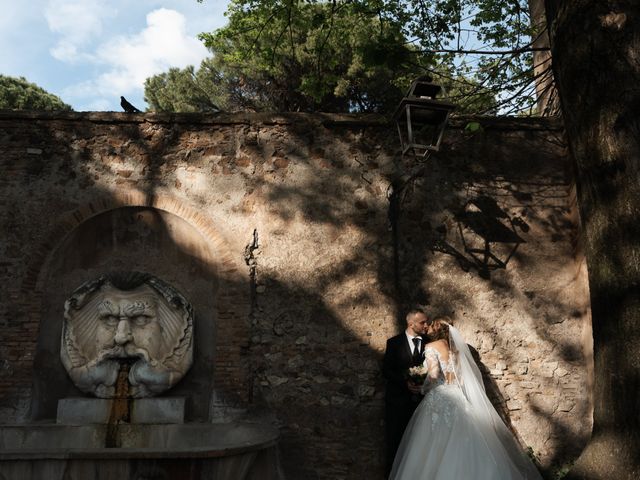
xmin=120 ymin=96 xmax=141 ymax=113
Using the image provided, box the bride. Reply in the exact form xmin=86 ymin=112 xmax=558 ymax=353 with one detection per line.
xmin=389 ymin=316 xmax=543 ymax=480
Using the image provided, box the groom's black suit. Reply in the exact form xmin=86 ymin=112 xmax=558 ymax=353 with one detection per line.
xmin=382 ymin=333 xmax=426 ymax=477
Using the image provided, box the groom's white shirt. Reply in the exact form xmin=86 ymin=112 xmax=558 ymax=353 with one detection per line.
xmin=405 ymin=331 xmax=422 ymax=355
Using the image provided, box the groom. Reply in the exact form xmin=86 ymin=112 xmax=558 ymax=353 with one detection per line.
xmin=382 ymin=307 xmax=429 ymax=476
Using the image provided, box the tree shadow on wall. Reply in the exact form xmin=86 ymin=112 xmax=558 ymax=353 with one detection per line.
xmin=231 ymin=117 xmax=593 ymax=477
xmin=11 ymin=114 xmax=397 ymax=479
xmin=395 ymin=124 xmax=594 ymax=478
xmin=5 ymin=113 xmax=596 ymax=479
xmin=431 ymin=195 xmax=527 ymax=279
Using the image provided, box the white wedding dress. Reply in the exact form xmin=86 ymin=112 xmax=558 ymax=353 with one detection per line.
xmin=389 ymin=327 xmax=543 ymax=480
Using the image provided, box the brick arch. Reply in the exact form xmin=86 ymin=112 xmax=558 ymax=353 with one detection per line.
xmin=23 ymin=190 xmax=240 ymax=294
xmin=26 ymin=190 xmax=253 ymax=415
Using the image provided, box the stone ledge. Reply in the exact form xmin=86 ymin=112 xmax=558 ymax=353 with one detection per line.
xmin=0 ymin=109 xmax=564 ymax=131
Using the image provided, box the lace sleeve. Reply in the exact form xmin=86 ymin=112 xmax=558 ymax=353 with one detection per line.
xmin=420 ymin=348 xmax=442 ymax=394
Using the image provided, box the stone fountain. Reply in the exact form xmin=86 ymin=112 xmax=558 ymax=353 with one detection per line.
xmin=0 ymin=273 xmax=281 ymax=480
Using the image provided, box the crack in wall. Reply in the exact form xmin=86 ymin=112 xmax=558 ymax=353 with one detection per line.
xmin=243 ymin=228 xmax=260 ymax=405
xmin=244 ymin=228 xmax=260 ymax=316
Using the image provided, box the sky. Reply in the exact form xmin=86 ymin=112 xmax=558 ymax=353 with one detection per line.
xmin=0 ymin=0 xmax=231 ymax=112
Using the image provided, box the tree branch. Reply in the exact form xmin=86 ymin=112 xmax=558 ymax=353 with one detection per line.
xmin=420 ymin=47 xmax=549 ymax=55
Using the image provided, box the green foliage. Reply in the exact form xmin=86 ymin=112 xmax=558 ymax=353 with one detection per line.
xmin=196 ymin=0 xmax=434 ymax=113
xmin=0 ymin=75 xmax=72 ymax=111
xmin=144 ymin=59 xmax=226 ymax=112
xmin=549 ymin=462 xmax=574 ymax=480
xmin=391 ymin=0 xmax=536 ymax=114
xmin=464 ymin=121 xmax=483 ymax=133
xmin=434 ymin=62 xmax=499 ymax=114
xmin=146 ymin=1 xmax=495 ymax=113
xmin=149 ymin=0 xmax=518 ymax=114
xmin=188 ymin=0 xmax=539 ymax=115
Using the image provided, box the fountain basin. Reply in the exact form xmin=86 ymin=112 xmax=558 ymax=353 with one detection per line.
xmin=0 ymin=422 xmax=281 ymax=480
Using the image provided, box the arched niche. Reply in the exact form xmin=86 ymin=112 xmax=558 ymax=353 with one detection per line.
xmin=30 ymin=206 xmax=222 ymax=421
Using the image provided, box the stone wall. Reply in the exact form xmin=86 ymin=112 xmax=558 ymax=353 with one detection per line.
xmin=0 ymin=111 xmax=591 ymax=478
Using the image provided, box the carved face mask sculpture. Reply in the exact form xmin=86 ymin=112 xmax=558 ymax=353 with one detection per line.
xmin=61 ymin=274 xmax=193 ymax=398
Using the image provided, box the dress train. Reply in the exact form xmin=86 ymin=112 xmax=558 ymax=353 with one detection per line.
xmin=390 ymin=344 xmax=542 ymax=480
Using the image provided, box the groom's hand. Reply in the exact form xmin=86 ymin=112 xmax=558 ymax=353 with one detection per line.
xmin=406 ymin=381 xmax=422 ymax=394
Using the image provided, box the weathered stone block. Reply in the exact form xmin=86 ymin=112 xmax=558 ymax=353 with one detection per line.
xmin=130 ymin=397 xmax=186 ymax=424
xmin=57 ymin=398 xmax=111 ymax=424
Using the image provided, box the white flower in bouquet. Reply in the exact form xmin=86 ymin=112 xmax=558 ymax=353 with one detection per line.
xmin=408 ymin=364 xmax=428 ymax=384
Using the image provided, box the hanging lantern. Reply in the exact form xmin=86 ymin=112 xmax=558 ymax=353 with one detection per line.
xmin=393 ymin=77 xmax=455 ymax=157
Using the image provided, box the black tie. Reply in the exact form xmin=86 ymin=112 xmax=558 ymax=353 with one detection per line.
xmin=412 ymin=337 xmax=421 ymax=364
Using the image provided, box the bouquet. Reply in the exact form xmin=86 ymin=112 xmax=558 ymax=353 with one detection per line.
xmin=407 ymin=364 xmax=428 ymax=385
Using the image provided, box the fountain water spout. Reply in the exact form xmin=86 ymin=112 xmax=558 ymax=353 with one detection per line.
xmin=105 ymin=362 xmax=132 ymax=448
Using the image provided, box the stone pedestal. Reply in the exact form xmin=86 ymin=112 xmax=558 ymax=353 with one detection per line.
xmin=57 ymin=397 xmax=185 ymax=424
xmin=57 ymin=398 xmax=111 ymax=424
xmin=131 ymin=397 xmax=185 ymax=424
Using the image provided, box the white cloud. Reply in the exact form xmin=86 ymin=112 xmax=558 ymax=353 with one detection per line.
xmin=100 ymin=9 xmax=208 ymax=86
xmin=63 ymin=8 xmax=209 ymax=105
xmin=1 ymin=0 xmax=228 ymax=111
xmin=50 ymin=41 xmax=80 ymax=62
xmin=45 ymin=0 xmax=114 ymax=62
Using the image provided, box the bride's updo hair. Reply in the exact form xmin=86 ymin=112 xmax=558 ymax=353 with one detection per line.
xmin=430 ymin=316 xmax=452 ymax=342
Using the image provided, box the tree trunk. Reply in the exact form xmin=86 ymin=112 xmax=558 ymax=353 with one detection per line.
xmin=528 ymin=0 xmax=559 ymax=115
xmin=544 ymin=1 xmax=640 ymax=479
